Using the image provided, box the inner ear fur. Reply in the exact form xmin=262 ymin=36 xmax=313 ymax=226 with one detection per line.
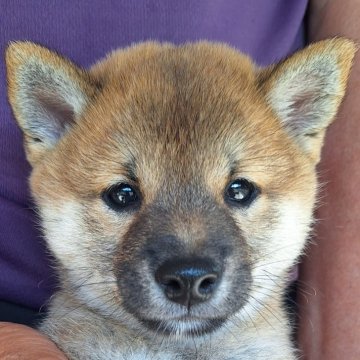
xmin=6 ymin=41 xmax=97 ymax=165
xmin=259 ymin=38 xmax=357 ymax=162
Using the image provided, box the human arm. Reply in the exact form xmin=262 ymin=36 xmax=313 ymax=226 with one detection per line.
xmin=298 ymin=1 xmax=360 ymax=358
xmin=0 ymin=322 xmax=67 ymax=359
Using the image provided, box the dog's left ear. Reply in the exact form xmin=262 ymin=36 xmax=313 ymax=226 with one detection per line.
xmin=260 ymin=38 xmax=357 ymax=162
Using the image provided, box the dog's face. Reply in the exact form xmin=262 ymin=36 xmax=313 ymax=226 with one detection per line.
xmin=6 ymin=40 xmax=355 ymax=337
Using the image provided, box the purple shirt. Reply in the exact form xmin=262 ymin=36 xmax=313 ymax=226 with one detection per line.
xmin=0 ymin=0 xmax=308 ymax=310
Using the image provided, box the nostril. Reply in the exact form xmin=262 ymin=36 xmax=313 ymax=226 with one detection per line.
xmin=198 ymin=274 xmax=217 ymax=294
xmin=195 ymin=274 xmax=218 ymax=298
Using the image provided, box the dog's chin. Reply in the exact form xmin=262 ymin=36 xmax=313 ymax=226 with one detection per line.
xmin=139 ymin=316 xmax=227 ymax=337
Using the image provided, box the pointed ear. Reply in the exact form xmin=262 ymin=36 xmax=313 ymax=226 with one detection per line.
xmin=260 ymin=38 xmax=357 ymax=162
xmin=6 ymin=41 xmax=98 ymax=165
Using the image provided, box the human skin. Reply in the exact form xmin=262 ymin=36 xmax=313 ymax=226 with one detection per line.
xmin=0 ymin=322 xmax=67 ymax=359
xmin=1 ymin=1 xmax=359 ymax=358
xmin=298 ymin=0 xmax=360 ymax=359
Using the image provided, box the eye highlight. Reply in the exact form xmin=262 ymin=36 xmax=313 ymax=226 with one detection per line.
xmin=102 ymin=183 xmax=140 ymax=211
xmin=225 ymin=179 xmax=259 ymax=207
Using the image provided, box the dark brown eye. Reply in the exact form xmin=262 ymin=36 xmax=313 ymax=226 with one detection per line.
xmin=225 ymin=179 xmax=258 ymax=206
xmin=102 ymin=183 xmax=140 ymax=211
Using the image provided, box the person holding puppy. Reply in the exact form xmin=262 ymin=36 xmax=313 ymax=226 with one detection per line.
xmin=0 ymin=1 xmax=359 ymax=358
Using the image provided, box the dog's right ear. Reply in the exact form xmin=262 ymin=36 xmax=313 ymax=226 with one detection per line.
xmin=6 ymin=42 xmax=97 ymax=165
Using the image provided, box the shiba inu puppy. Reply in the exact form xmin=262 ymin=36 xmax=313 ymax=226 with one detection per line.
xmin=6 ymin=38 xmax=355 ymax=359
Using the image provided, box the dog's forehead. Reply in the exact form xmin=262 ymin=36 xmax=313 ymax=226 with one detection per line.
xmin=87 ymin=43 xmax=283 ymax=163
xmin=47 ymin=43 xmax=308 ymax=198
xmin=90 ymin=42 xmax=262 ymax=133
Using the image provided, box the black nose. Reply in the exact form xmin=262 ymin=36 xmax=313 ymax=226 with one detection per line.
xmin=155 ymin=258 xmax=221 ymax=308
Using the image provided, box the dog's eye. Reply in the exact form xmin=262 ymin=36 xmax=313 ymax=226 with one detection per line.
xmin=102 ymin=183 xmax=140 ymax=211
xmin=225 ymin=179 xmax=258 ymax=206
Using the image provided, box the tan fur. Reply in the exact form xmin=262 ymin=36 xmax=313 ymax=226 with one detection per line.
xmin=5 ymin=39 xmax=356 ymax=360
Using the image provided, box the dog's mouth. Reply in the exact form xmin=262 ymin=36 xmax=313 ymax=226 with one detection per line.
xmin=139 ymin=316 xmax=227 ymax=336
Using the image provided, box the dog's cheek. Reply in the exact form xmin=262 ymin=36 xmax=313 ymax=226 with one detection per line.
xmin=253 ymin=199 xmax=312 ymax=304
xmin=40 ymin=200 xmax=133 ymax=268
xmin=40 ymin=201 xmax=89 ymax=266
xmin=231 ymin=188 xmax=315 ymax=274
xmin=39 ymin=200 xmax=133 ymax=316
xmin=254 ymin=199 xmax=313 ymax=276
xmin=234 ymin=198 xmax=313 ymax=321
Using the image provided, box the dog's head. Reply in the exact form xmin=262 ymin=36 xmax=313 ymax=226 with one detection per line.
xmin=6 ymin=40 xmax=355 ymax=337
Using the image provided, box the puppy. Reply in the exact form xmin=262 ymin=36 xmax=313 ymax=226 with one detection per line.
xmin=6 ymin=39 xmax=355 ymax=359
